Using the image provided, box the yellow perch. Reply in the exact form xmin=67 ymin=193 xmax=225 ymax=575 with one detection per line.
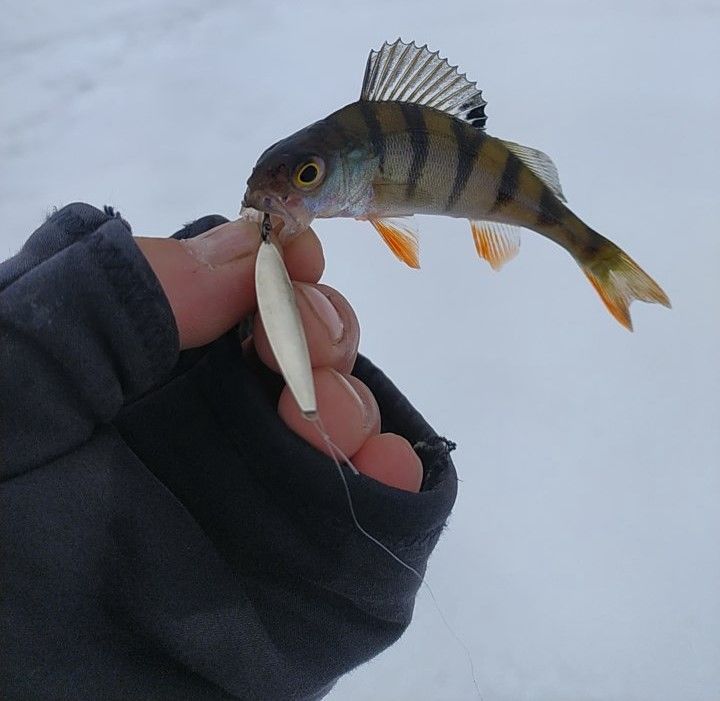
xmin=244 ymin=39 xmax=670 ymax=330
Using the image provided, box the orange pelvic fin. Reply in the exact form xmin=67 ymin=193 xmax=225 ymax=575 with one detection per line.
xmin=369 ymin=217 xmax=420 ymax=268
xmin=469 ymin=220 xmax=521 ymax=271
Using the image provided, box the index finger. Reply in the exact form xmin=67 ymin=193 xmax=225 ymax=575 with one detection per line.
xmin=136 ymin=220 xmax=324 ymax=349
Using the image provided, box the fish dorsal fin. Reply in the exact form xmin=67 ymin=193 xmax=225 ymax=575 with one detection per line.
xmin=369 ymin=216 xmax=420 ymax=268
xmin=470 ymin=220 xmax=521 ymax=271
xmin=361 ymin=39 xmax=488 ymax=130
xmin=499 ymin=139 xmax=567 ymax=202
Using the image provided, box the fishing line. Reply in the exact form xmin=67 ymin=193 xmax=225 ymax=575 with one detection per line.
xmin=310 ymin=416 xmax=483 ymax=700
xmin=253 ymin=210 xmax=481 ymax=697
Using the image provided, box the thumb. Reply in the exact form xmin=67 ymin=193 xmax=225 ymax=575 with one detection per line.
xmin=136 ymin=221 xmax=259 ymax=349
xmin=136 ymin=220 xmax=324 ymax=349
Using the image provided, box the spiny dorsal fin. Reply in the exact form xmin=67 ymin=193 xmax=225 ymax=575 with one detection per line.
xmin=470 ymin=220 xmax=521 ymax=270
xmin=500 ymin=139 xmax=567 ymax=202
xmin=369 ymin=216 xmax=420 ymax=268
xmin=361 ymin=39 xmax=488 ymax=130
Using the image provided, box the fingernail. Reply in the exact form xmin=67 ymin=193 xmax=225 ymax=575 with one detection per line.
xmin=329 ymin=369 xmax=372 ymax=429
xmin=298 ymin=283 xmax=344 ymax=344
xmin=181 ymin=221 xmax=257 ymax=268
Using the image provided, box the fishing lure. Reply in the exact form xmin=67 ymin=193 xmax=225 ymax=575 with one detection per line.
xmin=244 ymin=39 xmax=670 ymax=330
xmin=255 ymin=213 xmax=316 ymax=416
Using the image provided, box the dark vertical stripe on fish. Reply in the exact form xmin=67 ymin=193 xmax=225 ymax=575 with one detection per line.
xmin=535 ymin=185 xmax=565 ymax=227
xmin=358 ymin=101 xmax=386 ymax=171
xmin=333 ymin=103 xmax=372 ymax=142
xmin=445 ymin=120 xmax=477 ymax=212
xmin=324 ymin=113 xmax=351 ymax=149
xmin=398 ymin=102 xmax=429 ymax=198
xmin=490 ymin=152 xmax=522 ymax=212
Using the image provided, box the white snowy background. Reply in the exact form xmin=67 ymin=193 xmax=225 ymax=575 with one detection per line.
xmin=2 ymin=1 xmax=718 ymax=699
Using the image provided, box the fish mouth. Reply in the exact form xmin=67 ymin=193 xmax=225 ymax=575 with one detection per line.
xmin=243 ymin=190 xmax=312 ymax=236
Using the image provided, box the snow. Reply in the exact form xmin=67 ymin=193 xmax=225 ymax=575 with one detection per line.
xmin=2 ymin=1 xmax=719 ymax=699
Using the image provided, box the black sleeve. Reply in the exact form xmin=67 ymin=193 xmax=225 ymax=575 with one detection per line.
xmin=0 ymin=204 xmax=458 ymax=701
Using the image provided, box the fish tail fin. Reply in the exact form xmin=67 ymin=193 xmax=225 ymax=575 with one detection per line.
xmin=578 ymin=234 xmax=671 ymax=331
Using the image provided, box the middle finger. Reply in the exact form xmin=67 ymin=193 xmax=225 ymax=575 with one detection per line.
xmin=253 ymin=283 xmax=360 ymax=374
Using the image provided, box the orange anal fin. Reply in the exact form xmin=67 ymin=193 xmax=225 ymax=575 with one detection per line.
xmin=469 ymin=220 xmax=521 ymax=271
xmin=369 ymin=217 xmax=420 ymax=268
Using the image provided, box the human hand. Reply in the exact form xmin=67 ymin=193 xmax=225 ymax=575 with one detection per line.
xmin=2 ymin=203 xmax=457 ymax=699
xmin=135 ymin=220 xmax=423 ymax=492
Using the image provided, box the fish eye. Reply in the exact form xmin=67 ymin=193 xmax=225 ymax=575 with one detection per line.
xmin=293 ymin=157 xmax=325 ymax=190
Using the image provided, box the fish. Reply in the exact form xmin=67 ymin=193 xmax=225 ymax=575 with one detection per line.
xmin=244 ymin=39 xmax=670 ymax=330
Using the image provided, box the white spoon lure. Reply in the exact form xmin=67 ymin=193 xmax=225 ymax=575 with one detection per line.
xmin=254 ymin=213 xmax=317 ymax=419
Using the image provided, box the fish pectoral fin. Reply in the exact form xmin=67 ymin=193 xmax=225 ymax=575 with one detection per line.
xmin=360 ymin=39 xmax=488 ymax=130
xmin=470 ymin=220 xmax=521 ymax=271
xmin=369 ymin=217 xmax=420 ymax=268
xmin=499 ymin=139 xmax=567 ymax=202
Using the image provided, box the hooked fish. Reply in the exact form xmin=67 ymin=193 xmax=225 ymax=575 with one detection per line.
xmin=244 ymin=39 xmax=670 ymax=330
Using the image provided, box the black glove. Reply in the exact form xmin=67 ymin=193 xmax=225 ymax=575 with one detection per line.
xmin=0 ymin=203 xmax=457 ymax=700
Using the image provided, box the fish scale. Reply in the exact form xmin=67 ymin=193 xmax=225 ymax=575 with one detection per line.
xmin=244 ymin=39 xmax=670 ymax=330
